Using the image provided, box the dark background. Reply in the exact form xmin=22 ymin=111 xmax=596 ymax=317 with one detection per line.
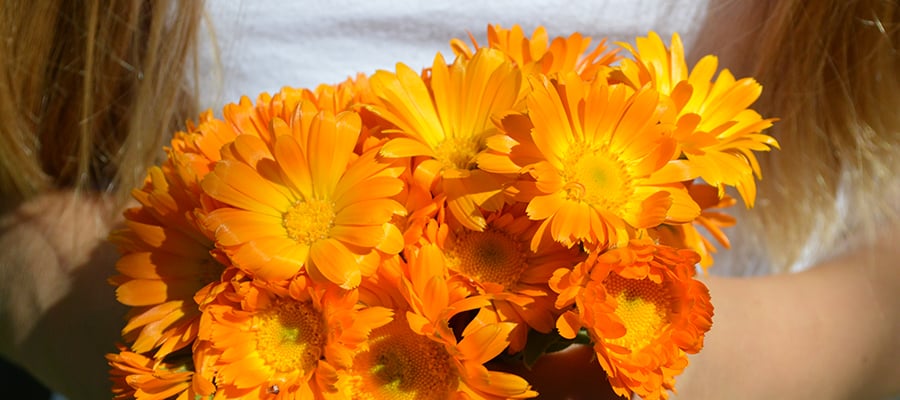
xmin=1 ymin=357 xmax=52 ymax=399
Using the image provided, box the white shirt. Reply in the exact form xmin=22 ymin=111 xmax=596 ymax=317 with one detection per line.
xmin=194 ymin=0 xmax=709 ymax=111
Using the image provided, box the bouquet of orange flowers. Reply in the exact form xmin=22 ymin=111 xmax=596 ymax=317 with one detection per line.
xmin=107 ymin=25 xmax=777 ymax=400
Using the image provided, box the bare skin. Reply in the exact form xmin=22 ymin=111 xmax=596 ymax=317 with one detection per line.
xmin=675 ymin=241 xmax=900 ymax=399
xmin=0 ymin=191 xmax=125 ymax=400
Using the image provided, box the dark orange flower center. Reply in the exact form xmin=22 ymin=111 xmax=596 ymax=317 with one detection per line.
xmin=254 ymin=300 xmax=325 ymax=373
xmin=283 ymin=199 xmax=335 ymax=245
xmin=448 ymin=228 xmax=527 ymax=288
xmin=354 ymin=321 xmax=458 ymax=400
xmin=603 ymin=273 xmax=671 ymax=350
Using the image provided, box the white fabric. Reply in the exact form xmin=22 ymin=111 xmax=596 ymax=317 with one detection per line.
xmin=194 ymin=0 xmax=709 ymax=111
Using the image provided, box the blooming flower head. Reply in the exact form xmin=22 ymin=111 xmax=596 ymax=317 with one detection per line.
xmin=302 ymin=74 xmax=392 ymax=151
xmin=222 ymin=88 xmax=308 ymax=148
xmin=369 ymin=47 xmax=523 ymax=231
xmin=196 ymin=275 xmax=393 ymax=399
xmin=492 ymin=73 xmax=700 ymax=249
xmin=335 ymin=314 xmax=537 ymax=400
xmin=109 ymin=112 xmax=233 ymax=358
xmin=612 ymin=32 xmax=779 ymax=205
xmin=551 ymin=240 xmax=713 ymax=400
xmin=201 ymin=100 xmax=407 ymax=288
xmin=452 ymin=24 xmax=620 ymax=80
xmin=429 ymin=203 xmax=586 ymax=352
xmin=335 ymin=234 xmax=538 ymax=399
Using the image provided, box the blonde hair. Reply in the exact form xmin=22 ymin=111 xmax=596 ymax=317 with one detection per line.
xmin=0 ymin=0 xmax=202 ymax=210
xmin=692 ymin=0 xmax=900 ymax=273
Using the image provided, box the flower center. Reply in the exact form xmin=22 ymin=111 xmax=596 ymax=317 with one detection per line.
xmin=435 ymin=137 xmax=483 ymax=170
xmin=254 ymin=300 xmax=325 ymax=373
xmin=283 ymin=199 xmax=335 ymax=245
xmin=354 ymin=320 xmax=459 ymax=400
xmin=448 ymin=229 xmax=527 ymax=289
xmin=603 ymin=273 xmax=670 ymax=350
xmin=563 ymin=145 xmax=633 ymax=211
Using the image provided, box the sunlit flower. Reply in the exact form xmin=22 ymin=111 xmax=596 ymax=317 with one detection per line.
xmin=303 ymin=74 xmax=375 ymax=114
xmin=201 ymin=104 xmax=406 ymax=288
xmin=430 ymin=203 xmax=585 ymax=352
xmin=107 ymin=345 xmax=208 ymax=400
xmin=349 ymin=237 xmax=538 ymax=399
xmin=302 ymin=74 xmax=392 ymax=151
xmin=452 ymin=24 xmax=619 ymax=79
xmin=109 ymin=114 xmax=232 ymax=358
xmin=336 ymin=313 xmax=537 ymax=400
xmin=223 ymin=87 xmax=308 ymax=148
xmin=551 ymin=240 xmax=713 ymax=400
xmin=369 ymin=48 xmax=523 ymax=231
xmin=197 ymin=276 xmax=393 ymax=398
xmin=613 ymin=32 xmax=778 ymax=205
xmin=494 ymin=73 xmax=700 ymax=249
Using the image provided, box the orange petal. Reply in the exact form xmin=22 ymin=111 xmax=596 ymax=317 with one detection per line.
xmin=202 ymin=160 xmax=290 ymax=215
xmin=206 ymin=208 xmax=284 ymax=246
xmin=273 ymin=135 xmax=312 ymax=196
xmin=556 ymin=310 xmax=582 ymax=339
xmin=379 ymin=137 xmax=436 ymax=158
xmin=309 ymin=239 xmax=361 ymax=289
xmin=330 ymin=224 xmax=388 ymax=248
xmin=457 ymin=323 xmax=515 ymax=364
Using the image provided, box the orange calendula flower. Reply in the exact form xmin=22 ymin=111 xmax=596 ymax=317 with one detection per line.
xmin=197 ymin=276 xmax=393 ymax=399
xmin=336 ymin=314 xmax=537 ymax=400
xmin=201 ymin=104 xmax=406 ymax=288
xmin=613 ymin=32 xmax=779 ymax=206
xmin=359 ymin=239 xmax=539 ymax=399
xmin=223 ymin=87 xmax=308 ymax=148
xmin=369 ymin=47 xmax=523 ymax=231
xmin=494 ymin=73 xmax=700 ymax=249
xmin=452 ymin=24 xmax=619 ymax=79
xmin=430 ymin=203 xmax=585 ymax=352
xmin=109 ymin=115 xmax=232 ymax=358
xmin=551 ymin=240 xmax=713 ymax=400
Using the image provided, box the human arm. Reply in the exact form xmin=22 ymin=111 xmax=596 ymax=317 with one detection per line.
xmin=673 ymin=230 xmax=900 ymax=399
xmin=0 ymin=191 xmax=126 ymax=400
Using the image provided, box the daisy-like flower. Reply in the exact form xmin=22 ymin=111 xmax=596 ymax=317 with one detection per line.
xmin=451 ymin=24 xmax=619 ymax=80
xmin=431 ymin=203 xmax=585 ymax=352
xmin=493 ymin=73 xmax=700 ymax=249
xmin=197 ymin=275 xmax=393 ymax=399
xmin=336 ymin=314 xmax=537 ymax=400
xmin=171 ymin=110 xmax=239 ymax=177
xmin=107 ymin=345 xmax=208 ymax=400
xmin=109 ymin=113 xmax=233 ymax=358
xmin=551 ymin=240 xmax=713 ymax=400
xmin=350 ymin=239 xmax=539 ymax=400
xmin=201 ymin=104 xmax=407 ymax=288
xmin=223 ymin=87 xmax=308 ymax=148
xmin=369 ymin=47 xmax=523 ymax=231
xmin=612 ymin=32 xmax=779 ymax=205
